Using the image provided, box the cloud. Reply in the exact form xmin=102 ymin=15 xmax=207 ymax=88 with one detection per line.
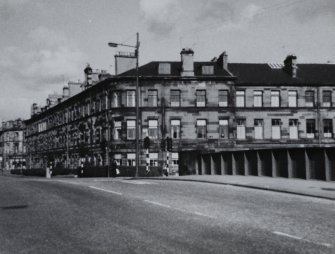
xmin=139 ymin=0 xmax=181 ymax=35
xmin=0 ymin=26 xmax=87 ymax=119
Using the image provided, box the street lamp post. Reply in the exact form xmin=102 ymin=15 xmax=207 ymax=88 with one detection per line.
xmin=108 ymin=32 xmax=140 ymax=177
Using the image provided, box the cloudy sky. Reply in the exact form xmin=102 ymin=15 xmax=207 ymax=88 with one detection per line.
xmin=0 ymin=0 xmax=335 ymax=121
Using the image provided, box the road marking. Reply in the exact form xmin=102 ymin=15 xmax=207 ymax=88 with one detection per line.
xmin=273 ymin=231 xmax=332 ymax=248
xmin=143 ymin=200 xmax=216 ymax=219
xmin=88 ymin=186 xmax=122 ymax=196
xmin=57 ymin=180 xmax=81 ymax=185
xmin=144 ymin=200 xmax=171 ymax=208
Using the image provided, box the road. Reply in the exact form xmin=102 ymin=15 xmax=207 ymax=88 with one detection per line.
xmin=0 ymin=176 xmax=334 ymax=254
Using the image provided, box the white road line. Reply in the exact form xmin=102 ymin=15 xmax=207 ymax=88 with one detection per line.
xmin=56 ymin=180 xmax=81 ymax=185
xmin=273 ymin=231 xmax=332 ymax=248
xmin=122 ymin=181 xmax=158 ymax=185
xmin=88 ymin=186 xmax=122 ymax=196
xmin=144 ymin=200 xmax=171 ymax=208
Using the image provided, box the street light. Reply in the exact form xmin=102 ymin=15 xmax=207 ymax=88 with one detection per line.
xmin=108 ymin=32 xmax=140 ymax=177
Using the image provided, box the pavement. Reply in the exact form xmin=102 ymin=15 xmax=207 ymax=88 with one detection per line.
xmin=139 ymin=175 xmax=335 ymax=201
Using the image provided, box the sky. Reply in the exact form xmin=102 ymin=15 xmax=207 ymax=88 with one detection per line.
xmin=0 ymin=0 xmax=335 ymax=121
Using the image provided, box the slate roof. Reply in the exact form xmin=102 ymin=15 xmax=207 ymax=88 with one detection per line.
xmin=228 ymin=63 xmax=335 ymax=85
xmin=118 ymin=61 xmax=232 ymax=77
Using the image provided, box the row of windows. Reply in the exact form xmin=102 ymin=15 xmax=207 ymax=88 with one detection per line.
xmin=115 ymin=118 xmax=335 ymax=140
xmin=113 ymin=152 xmax=179 ymax=167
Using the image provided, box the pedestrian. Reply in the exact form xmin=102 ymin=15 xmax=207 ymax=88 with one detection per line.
xmin=111 ymin=159 xmax=117 ymax=177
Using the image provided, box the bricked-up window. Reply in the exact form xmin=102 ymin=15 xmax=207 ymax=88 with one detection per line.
xmin=149 ymin=153 xmax=158 ymax=166
xmin=322 ymin=90 xmax=332 ymax=107
xmin=158 ymin=63 xmax=171 ymax=74
xmin=254 ymin=119 xmax=264 ymax=139
xmin=219 ymin=119 xmax=228 ymax=139
xmin=127 ymin=120 xmax=136 ymax=140
xmin=126 ymin=90 xmax=136 ymax=107
xmin=305 ymin=90 xmax=315 ymax=107
xmin=218 ymin=90 xmax=228 ymax=107
xmin=236 ymin=90 xmax=245 ymax=107
xmin=113 ymin=121 xmax=121 ymax=140
xmin=253 ymin=91 xmax=263 ymax=107
xmin=171 ymin=120 xmax=180 ymax=139
xmin=196 ymin=120 xmax=207 ymax=138
xmin=236 ymin=119 xmax=246 ymax=140
xmin=170 ymin=90 xmax=180 ymax=107
xmin=271 ymin=90 xmax=280 ymax=107
xmin=127 ymin=153 xmax=136 ymax=166
xmin=202 ymin=65 xmax=214 ymax=75
xmin=288 ymin=90 xmax=297 ymax=107
xmin=306 ymin=119 xmax=316 ymax=138
xmin=196 ymin=90 xmax=206 ymax=107
xmin=148 ymin=120 xmax=158 ymax=139
xmin=111 ymin=91 xmax=121 ymax=108
xmin=289 ymin=119 xmax=298 ymax=139
xmin=148 ymin=90 xmax=158 ymax=107
xmin=323 ymin=119 xmax=333 ymax=138
xmin=271 ymin=119 xmax=281 ymax=139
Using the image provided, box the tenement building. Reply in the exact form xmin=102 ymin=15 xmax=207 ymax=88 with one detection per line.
xmin=0 ymin=119 xmax=26 ymax=170
xmin=25 ymin=49 xmax=335 ymax=180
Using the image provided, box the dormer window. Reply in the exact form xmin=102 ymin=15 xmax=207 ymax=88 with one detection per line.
xmin=202 ymin=65 xmax=214 ymax=75
xmin=158 ymin=63 xmax=171 ymax=75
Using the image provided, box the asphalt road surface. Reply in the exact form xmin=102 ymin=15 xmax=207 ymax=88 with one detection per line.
xmin=0 ymin=176 xmax=334 ymax=254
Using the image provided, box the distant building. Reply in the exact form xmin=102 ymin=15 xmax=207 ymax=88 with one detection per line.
xmin=0 ymin=119 xmax=26 ymax=170
xmin=24 ymin=50 xmax=335 ymax=180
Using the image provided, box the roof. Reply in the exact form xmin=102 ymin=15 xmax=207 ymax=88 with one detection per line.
xmin=118 ymin=61 xmax=232 ymax=77
xmin=228 ymin=63 xmax=335 ymax=85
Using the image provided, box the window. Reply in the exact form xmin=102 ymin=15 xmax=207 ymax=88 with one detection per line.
xmin=170 ymin=90 xmax=180 ymax=107
xmin=114 ymin=154 xmax=122 ymax=166
xmin=202 ymin=65 xmax=214 ymax=75
xmin=95 ymin=129 xmax=101 ymax=143
xmin=196 ymin=90 xmax=206 ymax=107
xmin=271 ymin=91 xmax=280 ymax=107
xmin=148 ymin=120 xmax=158 ymax=139
xmin=271 ymin=119 xmax=281 ymax=139
xmin=306 ymin=119 xmax=316 ymax=138
xmin=158 ymin=63 xmax=171 ymax=74
xmin=236 ymin=119 xmax=246 ymax=140
xmin=218 ymin=90 xmax=228 ymax=107
xmin=171 ymin=120 xmax=180 ymax=139
xmin=289 ymin=119 xmax=298 ymax=139
xmin=323 ymin=119 xmax=333 ymax=138
xmin=196 ymin=120 xmax=207 ymax=138
xmin=288 ymin=90 xmax=297 ymax=107
xmin=148 ymin=90 xmax=158 ymax=107
xmin=219 ymin=119 xmax=228 ymax=139
xmin=254 ymin=119 xmax=264 ymax=139
xmin=127 ymin=120 xmax=136 ymax=140
xmin=126 ymin=90 xmax=135 ymax=107
xmin=114 ymin=121 xmax=121 ymax=140
xmin=111 ymin=91 xmax=121 ymax=108
xmin=149 ymin=153 xmax=158 ymax=166
xmin=127 ymin=153 xmax=136 ymax=166
xmin=171 ymin=153 xmax=179 ymax=165
xmin=305 ymin=90 xmax=315 ymax=107
xmin=236 ymin=90 xmax=245 ymax=107
xmin=322 ymin=90 xmax=332 ymax=107
xmin=253 ymin=91 xmax=263 ymax=107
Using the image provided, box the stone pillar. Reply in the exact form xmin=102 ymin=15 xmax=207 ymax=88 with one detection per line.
xmin=287 ymin=150 xmax=293 ymax=178
xmin=232 ymin=153 xmax=237 ymax=175
xmin=244 ymin=152 xmax=249 ymax=176
xmin=271 ymin=151 xmax=277 ymax=177
xmin=220 ymin=154 xmax=225 ymax=175
xmin=324 ymin=149 xmax=331 ymax=181
xmin=305 ymin=149 xmax=311 ymax=180
xmin=200 ymin=155 xmax=205 ymax=175
xmin=210 ymin=155 xmax=215 ymax=175
xmin=257 ymin=151 xmax=262 ymax=176
xmin=195 ymin=155 xmax=199 ymax=175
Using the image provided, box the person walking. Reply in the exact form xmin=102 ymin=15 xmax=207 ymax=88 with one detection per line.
xmin=111 ymin=159 xmax=117 ymax=177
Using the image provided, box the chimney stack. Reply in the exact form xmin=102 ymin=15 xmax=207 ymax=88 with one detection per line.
xmin=284 ymin=55 xmax=297 ymax=78
xmin=217 ymin=51 xmax=228 ymax=70
xmin=63 ymin=86 xmax=70 ymax=98
xmin=84 ymin=63 xmax=93 ymax=88
xmin=180 ymin=48 xmax=194 ymax=76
